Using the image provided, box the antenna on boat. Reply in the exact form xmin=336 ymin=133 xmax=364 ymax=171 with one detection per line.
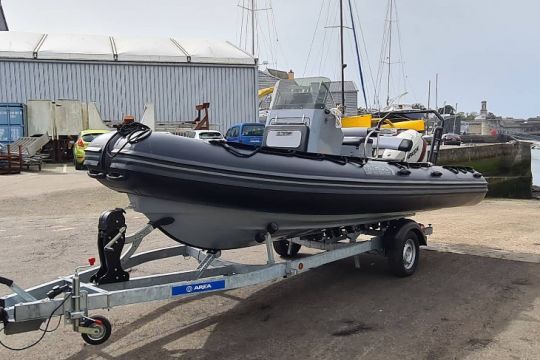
xmin=340 ymin=0 xmax=346 ymax=112
xmin=375 ymin=0 xmax=407 ymax=109
xmin=427 ymin=80 xmax=431 ymax=109
xmin=348 ymin=0 xmax=369 ymax=110
xmin=435 ymin=73 xmax=439 ymax=110
xmin=385 ymin=0 xmax=393 ymax=106
xmin=251 ymin=0 xmax=256 ymax=56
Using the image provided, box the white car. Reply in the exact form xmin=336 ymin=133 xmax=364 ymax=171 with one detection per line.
xmin=176 ymin=130 xmax=224 ymax=142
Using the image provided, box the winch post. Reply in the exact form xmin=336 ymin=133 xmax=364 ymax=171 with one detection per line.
xmin=91 ymin=209 xmax=130 ymax=285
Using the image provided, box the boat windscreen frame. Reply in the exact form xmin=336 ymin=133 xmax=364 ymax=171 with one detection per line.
xmin=270 ymin=77 xmax=333 ymax=110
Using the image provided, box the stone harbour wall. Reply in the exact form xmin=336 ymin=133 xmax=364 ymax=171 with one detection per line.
xmin=438 ymin=141 xmax=533 ymax=198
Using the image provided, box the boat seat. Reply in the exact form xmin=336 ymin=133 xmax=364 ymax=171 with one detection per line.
xmin=342 ymin=127 xmax=370 ymax=138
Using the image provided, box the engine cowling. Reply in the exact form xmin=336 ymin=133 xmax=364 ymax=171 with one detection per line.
xmin=381 ymin=130 xmax=428 ymax=163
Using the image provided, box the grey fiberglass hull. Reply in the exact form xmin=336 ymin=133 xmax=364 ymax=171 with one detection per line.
xmin=129 ymin=195 xmax=415 ymax=250
xmin=85 ymin=131 xmax=487 ymax=250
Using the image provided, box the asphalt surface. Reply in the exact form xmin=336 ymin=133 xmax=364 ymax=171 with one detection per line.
xmin=0 ymin=167 xmax=538 ymax=359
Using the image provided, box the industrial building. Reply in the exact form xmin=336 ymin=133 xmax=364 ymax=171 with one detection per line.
xmin=0 ymin=31 xmax=258 ymax=133
xmin=461 ymin=101 xmax=540 ymax=136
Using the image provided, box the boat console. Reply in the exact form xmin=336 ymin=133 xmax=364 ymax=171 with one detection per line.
xmin=263 ymin=77 xmax=427 ymax=162
xmin=264 ymin=77 xmax=344 ymax=155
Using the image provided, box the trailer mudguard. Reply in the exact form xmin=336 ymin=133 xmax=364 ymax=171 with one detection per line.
xmin=384 ymin=219 xmax=427 ymax=247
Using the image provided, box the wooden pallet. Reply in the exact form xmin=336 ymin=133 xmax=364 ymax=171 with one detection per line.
xmin=0 ymin=145 xmax=23 ymax=175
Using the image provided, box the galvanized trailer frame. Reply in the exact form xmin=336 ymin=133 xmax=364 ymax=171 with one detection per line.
xmin=0 ymin=211 xmax=429 ymax=346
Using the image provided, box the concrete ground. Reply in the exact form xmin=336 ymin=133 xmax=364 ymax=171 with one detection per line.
xmin=0 ymin=166 xmax=539 ymax=359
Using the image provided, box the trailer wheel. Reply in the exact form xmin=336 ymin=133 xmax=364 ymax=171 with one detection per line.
xmin=273 ymin=240 xmax=301 ymax=258
xmin=81 ymin=315 xmax=112 ymax=345
xmin=387 ymin=230 xmax=420 ymax=277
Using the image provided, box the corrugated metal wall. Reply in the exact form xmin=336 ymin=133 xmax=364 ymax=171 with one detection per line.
xmin=0 ymin=60 xmax=258 ymax=132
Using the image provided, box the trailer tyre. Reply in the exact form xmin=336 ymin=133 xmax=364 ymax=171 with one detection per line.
xmin=273 ymin=240 xmax=301 ymax=258
xmin=81 ymin=315 xmax=112 ymax=345
xmin=387 ymin=230 xmax=420 ymax=277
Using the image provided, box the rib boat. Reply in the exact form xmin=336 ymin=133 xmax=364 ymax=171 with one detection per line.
xmin=85 ymin=80 xmax=487 ymax=250
xmin=85 ymin=78 xmax=487 ymax=250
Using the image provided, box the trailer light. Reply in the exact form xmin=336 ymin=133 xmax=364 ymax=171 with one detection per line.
xmin=88 ymin=257 xmax=96 ymax=266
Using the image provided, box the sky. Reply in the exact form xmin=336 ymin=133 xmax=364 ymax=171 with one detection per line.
xmin=2 ymin=0 xmax=539 ymax=118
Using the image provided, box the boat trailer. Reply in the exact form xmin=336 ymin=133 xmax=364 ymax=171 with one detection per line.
xmin=0 ymin=209 xmax=432 ymax=348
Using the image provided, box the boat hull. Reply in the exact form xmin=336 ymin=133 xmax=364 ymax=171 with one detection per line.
xmin=129 ymin=195 xmax=418 ymax=250
xmin=85 ymin=132 xmax=488 ymax=249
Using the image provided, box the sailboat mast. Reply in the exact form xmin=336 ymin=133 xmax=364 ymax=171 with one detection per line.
xmin=251 ymin=0 xmax=256 ymax=56
xmin=435 ymin=73 xmax=439 ymax=110
xmin=427 ymin=80 xmax=431 ymax=109
xmin=340 ymin=0 xmax=345 ymax=111
xmin=348 ymin=0 xmax=368 ymax=109
xmin=386 ymin=0 xmax=393 ymax=106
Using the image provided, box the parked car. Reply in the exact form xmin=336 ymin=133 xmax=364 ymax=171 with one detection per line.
xmin=73 ymin=129 xmax=111 ymax=170
xmin=176 ymin=129 xmax=224 ymax=142
xmin=442 ymin=133 xmax=462 ymax=146
xmin=225 ymin=123 xmax=265 ymax=146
